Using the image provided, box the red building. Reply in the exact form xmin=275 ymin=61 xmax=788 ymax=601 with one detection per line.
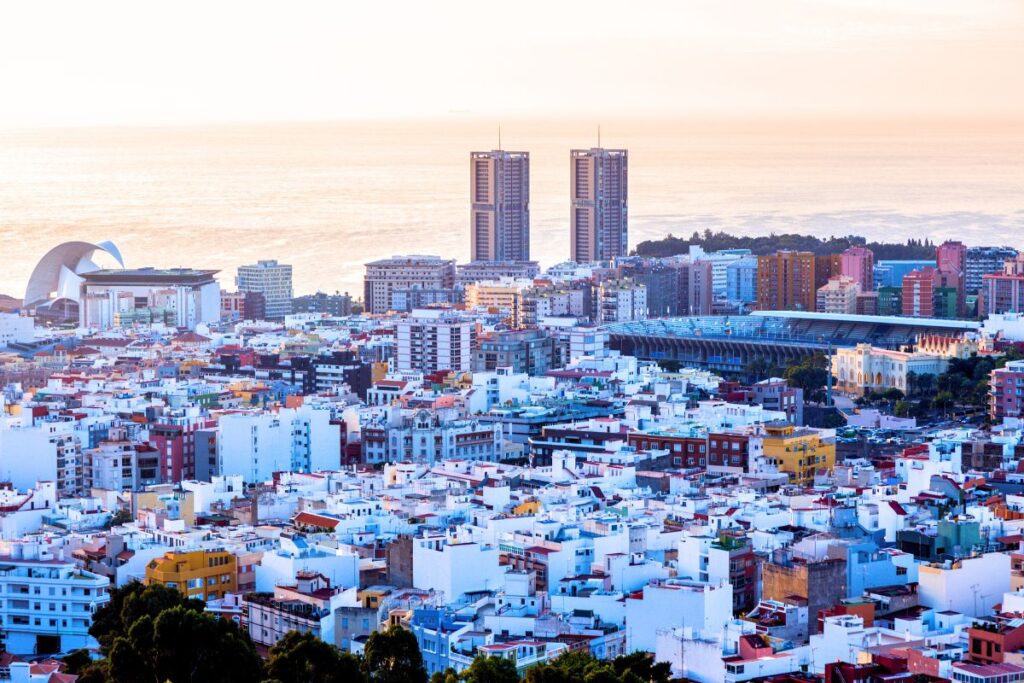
xmin=627 ymin=432 xmax=706 ymax=468
xmin=902 ymin=267 xmax=937 ymax=318
xmin=707 ymin=432 xmax=750 ymax=473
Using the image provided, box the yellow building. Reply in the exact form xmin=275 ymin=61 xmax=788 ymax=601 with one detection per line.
xmin=145 ymin=549 xmax=237 ymax=601
xmin=760 ymin=424 xmax=835 ymax=486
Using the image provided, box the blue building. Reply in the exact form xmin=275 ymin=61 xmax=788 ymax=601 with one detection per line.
xmin=873 ymin=260 xmax=935 ymax=289
xmin=726 ymin=256 xmax=758 ymax=305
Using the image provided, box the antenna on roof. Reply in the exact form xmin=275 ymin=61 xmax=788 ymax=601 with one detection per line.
xmin=498 ymin=125 xmax=502 ymax=151
xmin=597 ymin=125 xmax=601 ymax=148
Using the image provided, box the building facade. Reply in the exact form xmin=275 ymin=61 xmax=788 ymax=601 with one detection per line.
xmin=570 ymin=148 xmax=628 ymax=263
xmin=237 ymin=260 xmax=293 ymax=320
xmin=470 ymin=150 xmax=531 ymax=262
xmin=364 ymin=256 xmax=457 ymax=314
xmin=395 ymin=309 xmax=475 ymax=374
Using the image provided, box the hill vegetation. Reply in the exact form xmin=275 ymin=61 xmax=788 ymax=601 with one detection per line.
xmin=634 ymin=229 xmax=937 ymax=260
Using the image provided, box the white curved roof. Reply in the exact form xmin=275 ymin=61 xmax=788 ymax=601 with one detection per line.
xmin=23 ymin=241 xmax=125 ymax=307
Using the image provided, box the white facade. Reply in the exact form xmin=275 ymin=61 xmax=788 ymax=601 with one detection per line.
xmin=917 ymin=552 xmax=1010 ymax=617
xmin=832 ymin=343 xmax=950 ymax=395
xmin=0 ymin=543 xmax=110 ymax=655
xmin=218 ymin=406 xmax=341 ymax=483
xmin=236 ymin=260 xmax=293 ymax=320
xmin=0 ymin=417 xmax=82 ymax=495
xmin=624 ymin=579 xmax=733 ymax=653
xmin=395 ymin=309 xmax=475 ymax=374
xmin=412 ymin=535 xmax=507 ymax=602
xmin=256 ymin=537 xmax=360 ymax=592
xmin=0 ymin=313 xmax=33 ymax=347
xmin=598 ymin=280 xmax=647 ymax=324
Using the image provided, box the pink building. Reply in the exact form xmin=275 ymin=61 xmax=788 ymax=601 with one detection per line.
xmin=840 ymin=246 xmax=875 ymax=292
xmin=984 ymin=255 xmax=1024 ymax=315
xmin=936 ymin=241 xmax=967 ymax=315
xmin=990 ymin=360 xmax=1024 ymax=423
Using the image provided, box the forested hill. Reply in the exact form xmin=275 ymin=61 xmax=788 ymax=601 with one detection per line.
xmin=633 ymin=230 xmax=937 ymax=260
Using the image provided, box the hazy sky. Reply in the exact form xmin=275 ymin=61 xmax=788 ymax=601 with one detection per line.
xmin=2 ymin=0 xmax=1022 ymax=126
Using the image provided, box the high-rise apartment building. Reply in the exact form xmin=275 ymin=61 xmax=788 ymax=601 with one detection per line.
xmin=756 ymin=251 xmax=817 ymax=312
xmin=363 ymin=256 xmax=457 ymax=314
xmin=840 ymin=246 xmax=875 ymax=292
xmin=902 ymin=267 xmax=937 ymax=318
xmin=470 ymin=150 xmax=530 ymax=262
xmin=967 ymin=246 xmax=1019 ymax=296
xmin=395 ymin=309 xmax=475 ymax=374
xmin=935 ymin=241 xmax=967 ymax=316
xmin=570 ymin=148 xmax=628 ymax=263
xmin=236 ymin=260 xmax=293 ymax=320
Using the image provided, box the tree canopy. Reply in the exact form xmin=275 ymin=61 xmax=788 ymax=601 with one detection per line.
xmin=633 ymin=229 xmax=936 ymax=260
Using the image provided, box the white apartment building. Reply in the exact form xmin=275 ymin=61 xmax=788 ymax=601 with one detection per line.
xmin=598 ymin=279 xmax=647 ymax=324
xmin=0 ymin=313 xmax=33 ymax=348
xmin=395 ymin=309 xmax=475 ymax=374
xmin=363 ymin=256 xmax=457 ymax=314
xmin=816 ymin=275 xmax=860 ymax=314
xmin=412 ymin=534 xmax=507 ymax=601
xmin=236 ymin=260 xmax=293 ymax=320
xmin=217 ymin=406 xmax=341 ymax=483
xmin=360 ymin=408 xmax=500 ymax=465
xmin=0 ymin=416 xmax=83 ymax=495
xmin=0 ymin=542 xmax=110 ymax=655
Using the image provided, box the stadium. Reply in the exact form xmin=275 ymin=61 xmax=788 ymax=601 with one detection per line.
xmin=604 ymin=310 xmax=981 ymax=373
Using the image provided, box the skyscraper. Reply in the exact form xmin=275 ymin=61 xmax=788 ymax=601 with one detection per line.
xmin=470 ymin=150 xmax=530 ymax=262
xmin=236 ymin=260 xmax=293 ymax=320
xmin=570 ymin=148 xmax=628 ymax=263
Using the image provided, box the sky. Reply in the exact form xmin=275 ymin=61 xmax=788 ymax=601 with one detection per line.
xmin=1 ymin=0 xmax=1022 ymax=127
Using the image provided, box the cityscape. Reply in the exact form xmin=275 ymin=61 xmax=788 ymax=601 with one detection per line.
xmin=1 ymin=2 xmax=1024 ymax=683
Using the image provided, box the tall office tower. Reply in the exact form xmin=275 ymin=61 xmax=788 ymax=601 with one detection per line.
xmin=363 ymin=255 xmax=457 ymax=314
xmin=756 ymin=251 xmax=817 ymax=312
xmin=236 ymin=260 xmax=293 ymax=320
xmin=570 ymin=148 xmax=628 ymax=263
xmin=470 ymin=151 xmax=530 ymax=262
xmin=840 ymin=246 xmax=875 ymax=291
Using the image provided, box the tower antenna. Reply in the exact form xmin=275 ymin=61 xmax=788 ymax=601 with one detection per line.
xmin=597 ymin=124 xmax=601 ymax=147
xmin=498 ymin=125 xmax=502 ymax=150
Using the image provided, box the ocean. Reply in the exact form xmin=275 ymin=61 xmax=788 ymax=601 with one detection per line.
xmin=0 ymin=118 xmax=1021 ymax=299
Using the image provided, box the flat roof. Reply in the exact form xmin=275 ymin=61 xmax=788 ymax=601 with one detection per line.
xmin=82 ymin=268 xmax=219 ymax=285
xmin=749 ymin=310 xmax=980 ymax=330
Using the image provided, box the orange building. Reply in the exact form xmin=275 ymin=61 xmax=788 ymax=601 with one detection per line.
xmin=144 ymin=549 xmax=237 ymax=601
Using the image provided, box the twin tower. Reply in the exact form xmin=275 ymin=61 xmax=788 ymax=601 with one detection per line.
xmin=470 ymin=147 xmax=629 ymax=264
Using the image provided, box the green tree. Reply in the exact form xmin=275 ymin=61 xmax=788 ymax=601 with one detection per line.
xmin=611 ymin=652 xmax=672 ymax=683
xmin=429 ymin=668 xmax=460 ymax=683
xmin=363 ymin=626 xmax=427 ymax=683
xmin=104 ymin=508 xmax=134 ymax=529
xmin=265 ymin=630 xmax=364 ymax=683
xmin=61 ymin=648 xmax=93 ymax=675
xmin=107 ymin=605 xmax=262 ymax=683
xmin=90 ymin=581 xmax=204 ymax=654
xmin=460 ymin=655 xmax=519 ymax=683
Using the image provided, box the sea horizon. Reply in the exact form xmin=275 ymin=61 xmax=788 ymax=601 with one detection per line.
xmin=1 ymin=117 xmax=1022 ymax=299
